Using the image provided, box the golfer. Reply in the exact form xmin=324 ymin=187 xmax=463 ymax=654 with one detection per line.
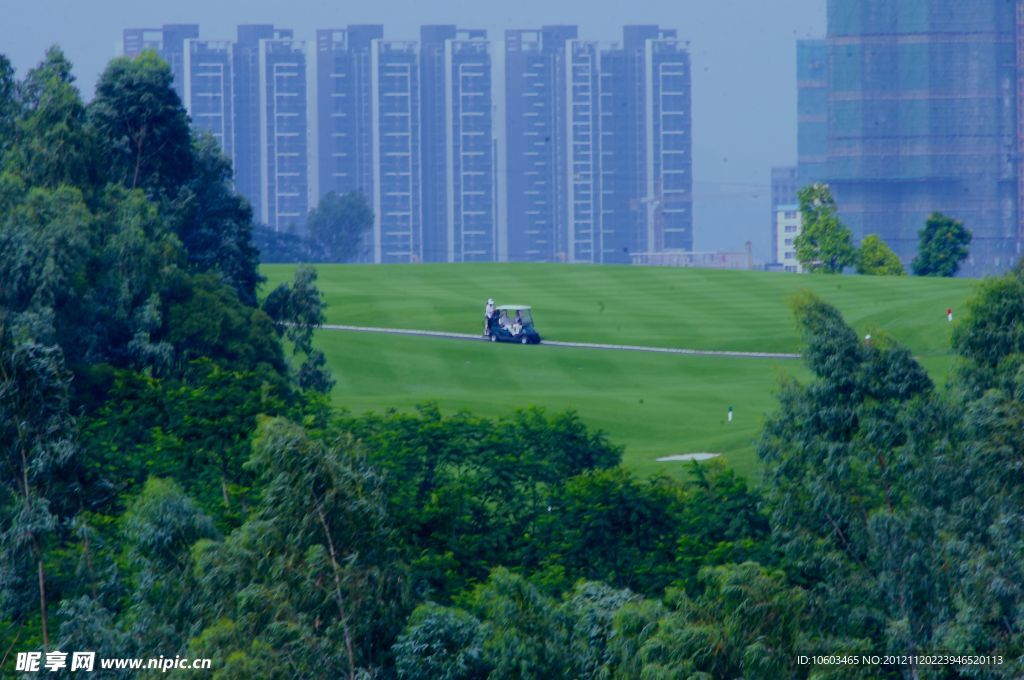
xmin=484 ymin=298 xmax=495 ymax=334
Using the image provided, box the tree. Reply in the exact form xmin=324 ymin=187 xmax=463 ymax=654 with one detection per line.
xmin=86 ymin=187 xmax=179 ymax=372
xmin=0 ymin=313 xmax=79 ymax=649
xmin=80 ymin=359 xmax=290 ymax=523
xmin=758 ymin=295 xmax=953 ymax=671
xmin=0 ymin=47 xmax=317 ymax=669
xmin=400 ymin=574 xmax=644 ymax=679
xmin=262 ymin=266 xmax=334 ymax=392
xmin=306 ymin=191 xmax=373 ymax=263
xmin=164 ymin=273 xmax=285 ymax=375
xmin=605 ymin=597 xmax=665 ymax=678
xmin=5 ymin=47 xmax=93 ymax=191
xmin=121 ymin=477 xmax=218 ymax=658
xmin=55 ymin=596 xmax=130 ymax=675
xmin=88 ymin=54 xmax=266 ymax=306
xmin=673 ymin=463 xmax=772 ymax=590
xmin=457 ymin=569 xmax=568 ymax=679
xmin=951 ymin=264 xmax=1024 ymax=372
xmin=190 ymin=418 xmax=407 ymax=678
xmin=557 ymin=581 xmax=638 ymax=678
xmin=0 ymin=55 xmax=19 ymax=163
xmin=636 ymin=563 xmax=806 ymax=679
xmin=0 ymin=181 xmax=188 ymax=378
xmin=912 ymin=212 xmax=971 ymax=277
xmin=535 ymin=467 xmax=685 ymax=595
xmin=794 ymin=183 xmax=855 ymax=273
xmin=856 ymin=234 xmax=905 ymax=276
xmin=188 ymin=620 xmax=291 ymax=680
xmin=928 ymin=264 xmax=1024 ymax=665
xmin=0 ymin=185 xmax=92 ymax=319
xmin=393 ymin=604 xmax=490 ymax=680
xmin=173 ymin=132 xmax=262 ymax=306
xmin=88 ymin=51 xmax=192 ymax=197
xmin=342 ymin=405 xmax=623 ymax=599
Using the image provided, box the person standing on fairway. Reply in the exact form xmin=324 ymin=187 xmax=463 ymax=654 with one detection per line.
xmin=727 ymin=406 xmax=733 ymax=423
xmin=947 ymin=307 xmax=953 ymax=322
xmin=484 ymin=298 xmax=495 ymax=334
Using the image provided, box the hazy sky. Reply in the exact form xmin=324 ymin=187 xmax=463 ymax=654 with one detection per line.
xmin=2 ymin=0 xmax=825 ymax=260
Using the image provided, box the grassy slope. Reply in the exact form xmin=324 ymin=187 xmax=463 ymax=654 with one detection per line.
xmin=264 ymin=264 xmax=977 ymax=478
xmin=315 ymin=331 xmax=805 ymax=481
xmin=264 ymin=263 xmax=976 ymax=357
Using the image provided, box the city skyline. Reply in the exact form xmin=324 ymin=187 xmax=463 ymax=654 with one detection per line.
xmin=16 ymin=5 xmax=1024 ymax=274
xmin=123 ymin=21 xmax=694 ymax=265
xmin=1 ymin=0 xmax=825 ymax=262
xmin=111 ymin=12 xmax=1024 ymax=274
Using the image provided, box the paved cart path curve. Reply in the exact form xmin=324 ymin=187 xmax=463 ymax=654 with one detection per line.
xmin=319 ymin=324 xmax=801 ymax=360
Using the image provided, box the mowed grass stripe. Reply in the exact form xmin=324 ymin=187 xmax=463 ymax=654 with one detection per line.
xmin=320 ymin=324 xmax=800 ymax=359
xmin=316 ymin=330 xmax=810 ymax=480
xmin=263 ymin=264 xmax=976 ymax=356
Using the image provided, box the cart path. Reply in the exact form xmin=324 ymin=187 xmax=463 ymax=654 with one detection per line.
xmin=319 ymin=324 xmax=801 ymax=360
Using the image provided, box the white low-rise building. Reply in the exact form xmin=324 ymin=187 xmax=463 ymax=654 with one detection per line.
xmin=775 ymin=203 xmax=802 ymax=273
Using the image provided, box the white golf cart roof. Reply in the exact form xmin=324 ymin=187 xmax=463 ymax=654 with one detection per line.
xmin=495 ymin=304 xmax=531 ymax=311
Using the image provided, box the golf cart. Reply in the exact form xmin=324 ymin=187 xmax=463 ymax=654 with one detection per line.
xmin=486 ymin=305 xmax=542 ymax=344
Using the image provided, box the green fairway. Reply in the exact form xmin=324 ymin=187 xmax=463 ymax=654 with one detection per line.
xmin=316 ymin=330 xmax=808 ymax=480
xmin=263 ymin=264 xmax=978 ymax=478
xmin=264 ymin=263 xmax=976 ymax=359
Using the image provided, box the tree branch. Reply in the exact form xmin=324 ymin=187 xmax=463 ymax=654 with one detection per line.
xmin=313 ymin=494 xmax=356 ymax=680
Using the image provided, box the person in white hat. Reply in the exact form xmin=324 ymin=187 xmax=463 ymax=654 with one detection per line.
xmin=484 ymin=298 xmax=495 ymax=335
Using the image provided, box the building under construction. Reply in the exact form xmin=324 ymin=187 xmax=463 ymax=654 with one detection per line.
xmin=802 ymin=0 xmax=1023 ymax=275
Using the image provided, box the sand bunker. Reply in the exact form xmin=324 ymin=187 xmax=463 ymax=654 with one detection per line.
xmin=656 ymin=453 xmax=721 ymax=462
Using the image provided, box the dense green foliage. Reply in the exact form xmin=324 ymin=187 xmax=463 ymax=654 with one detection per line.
xmin=262 ymin=265 xmax=334 ymax=392
xmin=3 ymin=47 xmax=1023 ymax=679
xmin=856 ymin=234 xmax=905 ymax=276
xmin=952 ymin=262 xmax=1024 ymax=372
xmin=0 ymin=48 xmax=304 ymax=661
xmin=794 ymin=183 xmax=856 ymax=274
xmin=913 ymin=212 xmax=972 ymax=277
xmin=90 ymin=50 xmax=261 ymax=303
xmin=756 ymin=285 xmax=1024 ymax=675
